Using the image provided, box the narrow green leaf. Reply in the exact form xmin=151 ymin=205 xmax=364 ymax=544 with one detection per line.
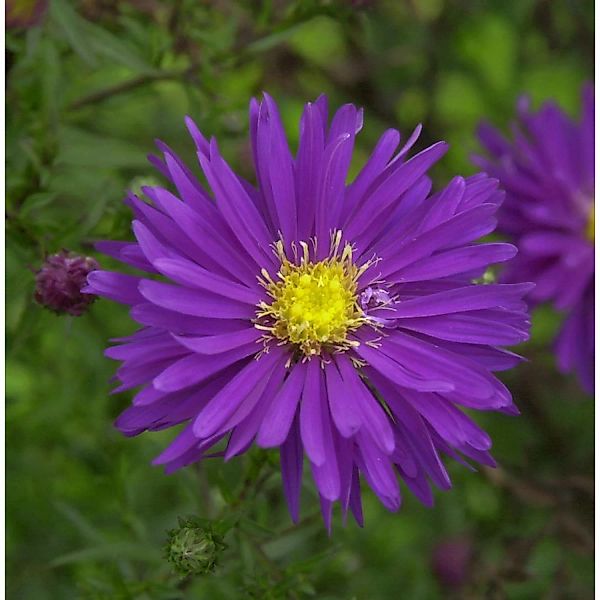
xmin=50 ymin=0 xmax=97 ymax=66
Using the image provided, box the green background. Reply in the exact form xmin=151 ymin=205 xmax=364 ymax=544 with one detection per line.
xmin=6 ymin=1 xmax=594 ymax=598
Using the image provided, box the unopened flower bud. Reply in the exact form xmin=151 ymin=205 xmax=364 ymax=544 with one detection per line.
xmin=165 ymin=517 xmax=226 ymax=577
xmin=34 ymin=250 xmax=99 ymax=316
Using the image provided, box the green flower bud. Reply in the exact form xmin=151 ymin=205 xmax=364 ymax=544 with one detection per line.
xmin=164 ymin=517 xmax=226 ymax=577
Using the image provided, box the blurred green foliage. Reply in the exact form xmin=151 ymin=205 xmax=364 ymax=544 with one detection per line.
xmin=6 ymin=0 xmax=594 ymax=598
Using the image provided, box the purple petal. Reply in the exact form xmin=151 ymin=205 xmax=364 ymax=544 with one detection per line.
xmin=402 ymin=388 xmax=492 ymax=451
xmin=296 ymin=102 xmax=325 ymax=240
xmin=398 ymin=311 xmax=529 ymax=346
xmin=343 ymin=128 xmax=400 ymax=222
xmin=146 ymin=186 xmax=257 ymax=285
xmin=348 ymin=467 xmax=364 ymax=527
xmin=280 ymin=415 xmax=304 ymax=523
xmin=319 ymin=495 xmax=333 ymax=534
xmin=192 ymin=347 xmax=284 ymax=438
xmin=130 ymin=303 xmax=247 ymax=335
xmin=345 ymin=142 xmax=448 ymax=240
xmin=153 ymin=257 xmax=262 ymax=305
xmin=263 ymin=93 xmax=297 ymax=244
xmin=382 ymin=332 xmax=495 ymax=400
xmin=391 ymin=283 xmax=534 ymax=318
xmin=335 ymin=354 xmax=394 ymax=454
xmin=355 ymin=430 xmax=400 ymax=510
xmin=257 ymin=361 xmax=307 ymax=448
xmin=153 ymin=344 xmax=257 ymax=392
xmin=390 ymin=243 xmax=516 ymax=283
xmin=139 ymin=280 xmax=255 ymax=319
xmin=225 ymin=362 xmax=287 ymax=459
xmin=325 ymin=358 xmax=362 ymax=438
xmin=200 ymin=140 xmax=274 ymax=268
xmin=173 ymin=327 xmax=261 ymax=354
xmin=378 ymin=205 xmax=499 ymax=279
xmin=84 ymin=271 xmax=144 ymax=305
xmin=300 ymin=359 xmax=327 ymax=466
xmin=106 ymin=332 xmax=187 ymax=363
xmin=353 ymin=335 xmax=454 ymax=392
xmin=133 ymin=219 xmax=175 ymax=263
xmin=95 ymin=240 xmax=156 ymax=273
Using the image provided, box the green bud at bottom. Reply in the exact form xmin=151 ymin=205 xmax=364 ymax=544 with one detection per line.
xmin=165 ymin=516 xmax=227 ymax=577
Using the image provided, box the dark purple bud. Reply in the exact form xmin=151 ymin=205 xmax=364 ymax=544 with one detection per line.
xmin=431 ymin=536 xmax=473 ymax=590
xmin=34 ymin=250 xmax=99 ymax=316
xmin=6 ymin=0 xmax=49 ymax=29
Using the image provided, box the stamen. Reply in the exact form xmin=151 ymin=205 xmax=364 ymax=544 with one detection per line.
xmin=255 ymin=231 xmax=375 ymax=357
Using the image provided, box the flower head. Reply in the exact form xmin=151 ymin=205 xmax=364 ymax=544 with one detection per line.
xmin=475 ymin=85 xmax=594 ymax=394
xmin=85 ymin=94 xmax=531 ymax=529
xmin=35 ymin=250 xmax=99 ymax=316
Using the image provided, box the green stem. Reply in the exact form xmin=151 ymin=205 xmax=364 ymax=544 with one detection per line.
xmin=68 ymin=68 xmax=193 ymax=110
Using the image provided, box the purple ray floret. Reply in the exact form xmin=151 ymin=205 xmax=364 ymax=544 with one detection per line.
xmin=475 ymin=85 xmax=594 ymax=394
xmin=85 ymin=93 xmax=532 ymax=530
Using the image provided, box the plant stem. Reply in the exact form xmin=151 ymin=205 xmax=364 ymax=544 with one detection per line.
xmin=68 ymin=68 xmax=193 ymax=110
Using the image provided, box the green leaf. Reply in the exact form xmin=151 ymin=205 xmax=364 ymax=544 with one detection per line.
xmin=54 ymin=501 xmax=106 ymax=545
xmin=50 ymin=0 xmax=97 ymax=67
xmin=81 ymin=21 xmax=153 ymax=73
xmin=245 ymin=23 xmax=306 ymax=55
xmin=19 ymin=191 xmax=58 ymax=219
xmin=288 ymin=16 xmax=347 ymax=67
xmin=434 ymin=72 xmax=486 ymax=125
xmin=50 ymin=542 xmax=158 ymax=567
xmin=457 ymin=14 xmax=517 ymax=93
xmin=57 ymin=126 xmax=149 ymax=170
xmin=521 ymin=63 xmax=586 ymax=114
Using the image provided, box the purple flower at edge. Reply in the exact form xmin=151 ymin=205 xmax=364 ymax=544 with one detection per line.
xmin=475 ymin=85 xmax=594 ymax=394
xmin=84 ymin=94 xmax=532 ymax=530
xmin=6 ymin=0 xmax=49 ymax=29
xmin=431 ymin=535 xmax=473 ymax=590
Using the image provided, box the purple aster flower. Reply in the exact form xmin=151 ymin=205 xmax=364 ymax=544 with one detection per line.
xmin=475 ymin=85 xmax=594 ymax=394
xmin=85 ymin=94 xmax=531 ymax=530
xmin=35 ymin=250 xmax=99 ymax=316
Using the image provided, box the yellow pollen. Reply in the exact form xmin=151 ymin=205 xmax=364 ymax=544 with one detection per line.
xmin=586 ymin=204 xmax=595 ymax=242
xmin=256 ymin=233 xmax=373 ymax=357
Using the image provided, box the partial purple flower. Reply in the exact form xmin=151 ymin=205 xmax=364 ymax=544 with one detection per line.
xmin=431 ymin=535 xmax=473 ymax=590
xmin=475 ymin=85 xmax=594 ymax=394
xmin=85 ymin=94 xmax=531 ymax=529
xmin=35 ymin=250 xmax=99 ymax=316
xmin=6 ymin=0 xmax=48 ymax=29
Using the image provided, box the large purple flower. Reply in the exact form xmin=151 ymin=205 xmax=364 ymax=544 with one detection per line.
xmin=85 ymin=94 xmax=531 ymax=529
xmin=475 ymin=86 xmax=594 ymax=394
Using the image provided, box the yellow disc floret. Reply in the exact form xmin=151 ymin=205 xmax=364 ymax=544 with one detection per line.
xmin=256 ymin=232 xmax=373 ymax=357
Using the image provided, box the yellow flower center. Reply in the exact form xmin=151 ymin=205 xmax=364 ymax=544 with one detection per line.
xmin=256 ymin=233 xmax=372 ymax=357
xmin=586 ymin=204 xmax=595 ymax=242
